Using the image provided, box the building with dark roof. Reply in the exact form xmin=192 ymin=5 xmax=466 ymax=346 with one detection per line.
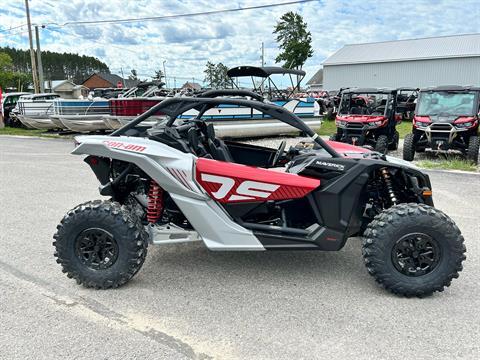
xmin=82 ymin=72 xmax=140 ymax=89
xmin=181 ymin=81 xmax=202 ymax=91
xmin=321 ymin=33 xmax=480 ymax=90
xmin=306 ymin=68 xmax=323 ymax=89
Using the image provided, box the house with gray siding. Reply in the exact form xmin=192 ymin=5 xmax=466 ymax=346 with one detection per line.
xmin=321 ymin=33 xmax=480 ymax=90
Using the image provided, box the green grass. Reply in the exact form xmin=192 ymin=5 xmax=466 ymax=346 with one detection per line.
xmin=417 ymin=159 xmax=478 ymax=172
xmin=396 ymin=121 xmax=412 ymax=139
xmin=0 ymin=127 xmax=62 ymax=138
xmin=319 ymin=118 xmax=413 ymax=139
xmin=317 ymin=119 xmax=337 ymax=137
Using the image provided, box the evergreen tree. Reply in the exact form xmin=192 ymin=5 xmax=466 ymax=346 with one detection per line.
xmin=273 ymin=12 xmax=313 ymax=70
xmin=203 ymin=61 xmax=232 ymax=89
xmin=0 ymin=46 xmax=110 ymax=84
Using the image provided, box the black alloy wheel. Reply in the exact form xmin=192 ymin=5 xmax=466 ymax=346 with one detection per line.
xmin=391 ymin=233 xmax=440 ymax=277
xmin=75 ymin=228 xmax=119 ymax=270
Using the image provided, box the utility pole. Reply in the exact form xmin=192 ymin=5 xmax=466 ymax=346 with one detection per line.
xmin=174 ymin=77 xmax=176 ymax=89
xmin=261 ymin=42 xmax=265 ymax=67
xmin=120 ymin=67 xmax=126 ymax=88
xmin=25 ymin=0 xmax=39 ymax=93
xmin=163 ymin=61 xmax=167 ymax=89
xmin=260 ymin=42 xmax=265 ymax=93
xmin=35 ymin=25 xmax=44 ymax=92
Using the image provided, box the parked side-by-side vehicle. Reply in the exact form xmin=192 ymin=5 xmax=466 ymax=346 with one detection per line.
xmin=403 ymin=86 xmax=480 ymax=163
xmin=330 ymin=88 xmax=417 ymax=154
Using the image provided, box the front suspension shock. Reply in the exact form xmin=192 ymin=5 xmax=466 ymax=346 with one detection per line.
xmin=380 ymin=168 xmax=398 ymax=205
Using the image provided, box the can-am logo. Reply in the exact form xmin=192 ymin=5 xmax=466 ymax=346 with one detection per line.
xmin=103 ymin=140 xmax=146 ymax=153
xmin=201 ymin=174 xmax=279 ymax=201
xmin=315 ymin=161 xmax=345 ymax=171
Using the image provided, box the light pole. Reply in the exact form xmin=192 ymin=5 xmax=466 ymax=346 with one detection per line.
xmin=163 ymin=60 xmax=167 ymax=88
xmin=25 ymin=0 xmax=39 ymax=93
xmin=35 ymin=25 xmax=44 ymax=92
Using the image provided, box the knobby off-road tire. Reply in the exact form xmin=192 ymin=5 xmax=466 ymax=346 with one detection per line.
xmin=467 ymin=135 xmax=479 ymax=164
xmin=53 ymin=200 xmax=148 ymax=289
xmin=403 ymin=133 xmax=416 ymax=161
xmin=374 ymin=135 xmax=389 ymax=154
xmin=362 ymin=203 xmax=466 ymax=297
xmin=388 ymin=130 xmax=400 ymax=150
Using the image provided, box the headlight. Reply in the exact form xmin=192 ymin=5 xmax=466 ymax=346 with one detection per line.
xmin=455 ymin=121 xmax=473 ymax=129
xmin=415 ymin=121 xmax=430 ymax=128
xmin=336 ymin=120 xmax=347 ymax=128
xmin=366 ymin=120 xmax=383 ymax=128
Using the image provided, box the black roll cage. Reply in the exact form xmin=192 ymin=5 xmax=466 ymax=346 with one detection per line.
xmin=338 ymin=89 xmax=398 ymax=117
xmin=111 ymin=95 xmax=340 ymax=158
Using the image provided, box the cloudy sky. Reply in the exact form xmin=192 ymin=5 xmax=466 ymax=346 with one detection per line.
xmin=1 ymin=0 xmax=479 ymax=86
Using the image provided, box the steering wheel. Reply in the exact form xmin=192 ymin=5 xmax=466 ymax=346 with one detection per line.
xmin=271 ymin=140 xmax=286 ymax=167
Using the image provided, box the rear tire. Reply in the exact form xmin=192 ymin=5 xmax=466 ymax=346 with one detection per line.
xmin=388 ymin=130 xmax=400 ymax=150
xmin=403 ymin=133 xmax=416 ymax=161
xmin=362 ymin=203 xmax=466 ymax=297
xmin=326 ymin=109 xmax=334 ymax=120
xmin=466 ymin=135 xmax=479 ymax=164
xmin=53 ymin=200 xmax=148 ymax=289
xmin=374 ymin=135 xmax=389 ymax=154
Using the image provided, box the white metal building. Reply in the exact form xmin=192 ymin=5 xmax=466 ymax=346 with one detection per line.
xmin=321 ymin=34 xmax=480 ymax=90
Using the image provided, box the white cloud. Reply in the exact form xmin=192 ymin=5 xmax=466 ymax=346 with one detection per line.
xmin=0 ymin=0 xmax=479 ymax=85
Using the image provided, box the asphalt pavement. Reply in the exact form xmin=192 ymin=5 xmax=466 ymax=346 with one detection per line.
xmin=0 ymin=136 xmax=479 ymax=360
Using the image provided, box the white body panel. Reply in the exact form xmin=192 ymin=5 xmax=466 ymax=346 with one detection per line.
xmin=73 ymin=135 xmax=265 ymax=250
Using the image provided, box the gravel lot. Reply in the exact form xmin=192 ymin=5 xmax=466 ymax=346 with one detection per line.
xmin=1 ymin=136 xmax=479 ymax=360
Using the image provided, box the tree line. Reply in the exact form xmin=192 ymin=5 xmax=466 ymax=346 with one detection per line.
xmin=0 ymin=46 xmax=110 ymax=86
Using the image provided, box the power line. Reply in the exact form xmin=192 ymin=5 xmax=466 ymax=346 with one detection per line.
xmin=0 ymin=23 xmax=28 ymax=34
xmin=43 ymin=0 xmax=317 ymax=27
xmin=43 ymin=27 xmax=138 ymax=54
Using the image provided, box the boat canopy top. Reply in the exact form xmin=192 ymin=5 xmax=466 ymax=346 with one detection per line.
xmin=227 ymin=66 xmax=306 ymax=100
xmin=227 ymin=66 xmax=306 ymax=78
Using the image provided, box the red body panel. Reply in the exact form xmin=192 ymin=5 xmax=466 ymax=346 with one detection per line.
xmin=414 ymin=115 xmax=432 ymax=123
xmin=326 ymin=140 xmax=370 ymax=154
xmin=454 ymin=116 xmax=476 ymax=124
xmin=196 ymin=158 xmax=320 ymax=203
xmin=336 ymin=115 xmax=386 ymax=123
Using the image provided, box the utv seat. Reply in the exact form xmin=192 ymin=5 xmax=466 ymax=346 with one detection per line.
xmin=205 ymin=123 xmax=234 ymax=162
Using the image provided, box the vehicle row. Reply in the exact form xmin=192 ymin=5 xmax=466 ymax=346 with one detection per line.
xmin=1 ymin=66 xmax=322 ymax=139
xmin=328 ymin=86 xmax=479 ymax=163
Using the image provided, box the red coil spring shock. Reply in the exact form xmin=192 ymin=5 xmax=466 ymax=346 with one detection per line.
xmin=147 ymin=180 xmax=164 ymax=223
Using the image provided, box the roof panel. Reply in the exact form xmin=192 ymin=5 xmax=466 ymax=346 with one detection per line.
xmin=323 ymin=34 xmax=480 ymax=65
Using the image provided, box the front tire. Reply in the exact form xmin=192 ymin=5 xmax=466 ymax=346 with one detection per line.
xmin=362 ymin=203 xmax=466 ymax=297
xmin=466 ymin=135 xmax=479 ymax=164
xmin=403 ymin=133 xmax=416 ymax=161
xmin=53 ymin=200 xmax=148 ymax=289
xmin=374 ymin=135 xmax=389 ymax=154
xmin=388 ymin=130 xmax=400 ymax=150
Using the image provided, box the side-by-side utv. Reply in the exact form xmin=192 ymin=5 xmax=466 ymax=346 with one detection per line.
xmin=330 ymin=88 xmax=409 ymax=154
xmin=403 ymin=86 xmax=480 ymax=163
xmin=53 ymin=90 xmax=466 ymax=297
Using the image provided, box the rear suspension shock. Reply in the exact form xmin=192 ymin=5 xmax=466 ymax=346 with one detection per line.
xmin=380 ymin=168 xmax=398 ymax=205
xmin=147 ymin=180 xmax=164 ymax=223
